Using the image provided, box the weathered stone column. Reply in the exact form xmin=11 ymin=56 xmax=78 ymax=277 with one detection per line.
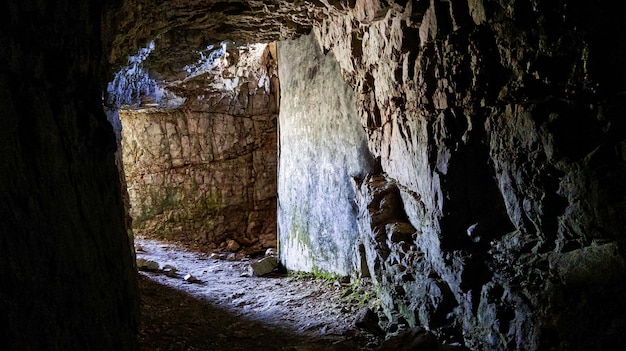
xmin=277 ymin=33 xmax=376 ymax=275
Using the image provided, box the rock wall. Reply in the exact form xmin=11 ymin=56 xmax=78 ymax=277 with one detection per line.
xmin=120 ymin=43 xmax=278 ymax=251
xmin=0 ymin=0 xmax=139 ymax=349
xmin=277 ymin=34 xmax=376 ymax=275
xmin=279 ymin=0 xmax=626 ymax=350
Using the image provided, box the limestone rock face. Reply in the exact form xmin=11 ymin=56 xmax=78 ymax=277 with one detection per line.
xmin=280 ymin=0 xmax=625 ymax=350
xmin=119 ymin=44 xmax=278 ymax=250
xmin=121 ymin=109 xmax=277 ymax=247
xmin=277 ymin=33 xmax=376 ymax=275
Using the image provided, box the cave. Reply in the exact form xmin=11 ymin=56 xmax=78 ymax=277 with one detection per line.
xmin=2 ymin=1 xmax=625 ymax=351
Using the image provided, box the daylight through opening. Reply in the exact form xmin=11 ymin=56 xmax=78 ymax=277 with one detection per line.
xmin=106 ymin=40 xmax=279 ymax=255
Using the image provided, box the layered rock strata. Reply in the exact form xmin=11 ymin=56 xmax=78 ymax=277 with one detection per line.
xmin=119 ymin=43 xmax=278 ymax=250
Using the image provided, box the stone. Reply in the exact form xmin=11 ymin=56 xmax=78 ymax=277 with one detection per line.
xmin=183 ymin=274 xmax=200 ymax=283
xmin=209 ymin=253 xmax=220 ymax=260
xmin=109 ymin=2 xmax=321 ymax=74
xmin=2 ymin=2 xmax=139 ymax=348
xmin=550 ymin=242 xmax=626 ymax=286
xmin=5 ymin=0 xmax=625 ymax=350
xmin=163 ymin=265 xmax=178 ymax=278
xmin=136 ymin=258 xmax=160 ymax=271
xmin=249 ymin=256 xmax=278 ymax=277
xmin=354 ymin=307 xmax=385 ymax=337
xmin=290 ymin=1 xmax=626 ymax=350
xmin=375 ymin=327 xmax=440 ymax=351
xmin=109 ymin=1 xmax=625 ymax=350
xmin=226 ymin=240 xmax=241 ymax=252
xmin=265 ymin=248 xmax=277 ymax=257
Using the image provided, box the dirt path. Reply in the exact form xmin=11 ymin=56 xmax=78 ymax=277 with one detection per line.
xmin=135 ymin=237 xmax=381 ymax=350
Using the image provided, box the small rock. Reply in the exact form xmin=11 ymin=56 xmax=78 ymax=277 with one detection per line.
xmin=354 ymin=307 xmax=385 ymax=337
xmin=226 ymin=253 xmax=237 ymax=261
xmin=209 ymin=252 xmax=220 ymax=260
xmin=466 ymin=223 xmax=481 ymax=243
xmin=184 ymin=273 xmax=200 ymax=283
xmin=226 ymin=239 xmax=240 ymax=252
xmin=249 ymin=256 xmax=278 ymax=276
xmin=163 ymin=264 xmax=178 ymax=278
xmin=265 ymin=247 xmax=277 ymax=256
xmin=136 ymin=258 xmax=159 ymax=271
xmin=240 ymin=270 xmax=251 ymax=277
xmin=375 ymin=327 xmax=439 ymax=351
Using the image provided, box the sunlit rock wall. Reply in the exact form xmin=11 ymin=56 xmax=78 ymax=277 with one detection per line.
xmin=0 ymin=0 xmax=138 ymax=349
xmin=280 ymin=0 xmax=626 ymax=350
xmin=277 ymin=33 xmax=375 ymax=275
xmin=120 ymin=44 xmax=278 ymax=250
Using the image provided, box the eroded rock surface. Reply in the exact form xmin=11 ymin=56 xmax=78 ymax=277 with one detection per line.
xmin=105 ymin=1 xmax=626 ymax=350
xmin=277 ymin=33 xmax=376 ymax=275
xmin=279 ymin=1 xmax=626 ymax=350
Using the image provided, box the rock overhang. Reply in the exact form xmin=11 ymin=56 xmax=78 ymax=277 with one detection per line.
xmin=107 ymin=0 xmax=327 ymax=84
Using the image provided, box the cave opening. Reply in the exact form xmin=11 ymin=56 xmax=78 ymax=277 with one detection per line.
xmin=106 ymin=40 xmax=279 ymax=254
xmin=104 ymin=36 xmax=383 ymax=349
xmin=4 ymin=1 xmax=626 ymax=350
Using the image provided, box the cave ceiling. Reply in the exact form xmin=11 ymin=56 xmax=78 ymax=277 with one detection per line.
xmin=108 ymin=0 xmax=360 ymax=84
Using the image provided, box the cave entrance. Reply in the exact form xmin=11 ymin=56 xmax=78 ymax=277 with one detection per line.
xmin=106 ymin=41 xmax=279 ymax=256
xmin=104 ymin=35 xmax=379 ymax=350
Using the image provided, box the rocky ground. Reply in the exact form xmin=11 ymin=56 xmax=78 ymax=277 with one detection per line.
xmin=135 ymin=236 xmax=383 ymax=351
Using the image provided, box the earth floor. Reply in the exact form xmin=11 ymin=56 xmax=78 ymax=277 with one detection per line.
xmin=135 ymin=236 xmax=383 ymax=351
